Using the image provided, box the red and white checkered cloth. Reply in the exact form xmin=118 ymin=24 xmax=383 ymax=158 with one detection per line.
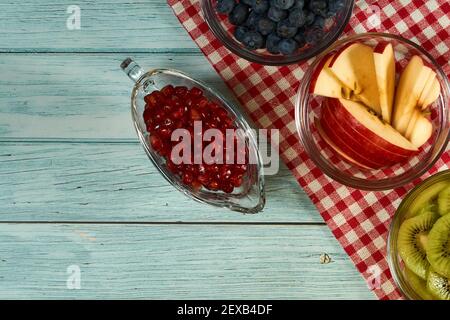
xmin=167 ymin=0 xmax=450 ymax=299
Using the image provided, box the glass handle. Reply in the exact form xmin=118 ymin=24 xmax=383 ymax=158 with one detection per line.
xmin=121 ymin=58 xmax=145 ymax=83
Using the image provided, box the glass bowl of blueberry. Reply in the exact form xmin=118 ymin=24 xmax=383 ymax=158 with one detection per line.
xmin=201 ymin=0 xmax=354 ymax=65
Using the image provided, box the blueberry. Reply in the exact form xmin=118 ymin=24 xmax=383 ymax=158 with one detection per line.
xmin=288 ymin=8 xmax=306 ymax=27
xmin=278 ymin=38 xmax=298 ymax=54
xmin=305 ymin=26 xmax=324 ymax=44
xmin=242 ymin=31 xmax=265 ymax=50
xmin=252 ymin=0 xmax=270 ymax=14
xmin=257 ymin=17 xmax=275 ymax=35
xmin=266 ymin=33 xmax=281 ymax=54
xmin=313 ymin=16 xmax=325 ymax=28
xmin=304 ymin=10 xmax=316 ymax=25
xmin=216 ymin=0 xmax=236 ymax=14
xmin=271 ymin=0 xmax=295 ymax=10
xmin=293 ymin=0 xmax=305 ymax=9
xmin=244 ymin=11 xmax=259 ymax=30
xmin=229 ymin=3 xmax=249 ymax=25
xmin=241 ymin=0 xmax=254 ymax=5
xmin=234 ymin=26 xmax=248 ymax=41
xmin=309 ymin=0 xmax=328 ymax=15
xmin=294 ymin=29 xmax=306 ymax=47
xmin=327 ymin=0 xmax=345 ymax=16
xmin=276 ymin=19 xmax=298 ymax=38
xmin=267 ymin=6 xmax=288 ymax=22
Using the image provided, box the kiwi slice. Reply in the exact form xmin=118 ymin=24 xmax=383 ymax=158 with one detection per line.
xmin=437 ymin=185 xmax=450 ymax=216
xmin=417 ymin=202 xmax=438 ymax=216
xmin=427 ymin=214 xmax=450 ymax=278
xmin=398 ymin=211 xmax=440 ymax=279
xmin=405 ymin=267 xmax=435 ymax=300
xmin=427 ymin=268 xmax=450 ymax=300
xmin=405 ymin=181 xmax=449 ymax=219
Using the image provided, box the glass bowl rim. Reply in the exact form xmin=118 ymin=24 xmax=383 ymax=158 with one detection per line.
xmin=295 ymin=32 xmax=450 ymax=191
xmin=200 ymin=0 xmax=355 ymax=66
xmin=130 ymin=67 xmax=266 ymax=214
xmin=386 ymin=169 xmax=450 ymax=300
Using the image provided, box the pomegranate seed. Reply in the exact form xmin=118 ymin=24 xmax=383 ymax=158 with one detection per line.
xmin=190 ymin=108 xmax=201 ymax=121
xmin=149 ymin=135 xmax=163 ymax=152
xmin=197 ymin=174 xmax=210 ymax=185
xmin=207 ymin=102 xmax=220 ymax=110
xmin=162 ymin=118 xmax=174 ymax=128
xmin=190 ymin=87 xmax=203 ymax=97
xmin=174 ymin=120 xmax=184 ymax=129
xmin=221 ymin=183 xmax=234 ymax=194
xmin=185 ymin=98 xmax=194 ymax=108
xmin=231 ymin=176 xmax=243 ymax=188
xmin=200 ymin=108 xmax=210 ymax=120
xmin=172 ymin=107 xmax=184 ymax=120
xmin=197 ymin=97 xmax=208 ymax=108
xmin=185 ymin=165 xmax=197 ymax=174
xmin=191 ymin=180 xmax=202 ymax=191
xmin=154 ymin=110 xmax=165 ymax=122
xmin=198 ymin=165 xmax=206 ymax=174
xmin=159 ymin=127 xmax=172 ymax=139
xmin=219 ymin=166 xmax=232 ymax=180
xmin=143 ymin=108 xmax=153 ymax=123
xmin=161 ymin=85 xmax=174 ymax=96
xmin=207 ymin=180 xmax=219 ymax=191
xmin=182 ymin=172 xmax=194 ymax=185
xmin=144 ymin=91 xmax=163 ymax=106
xmin=175 ymin=86 xmax=188 ymax=97
xmin=166 ymin=160 xmax=178 ymax=173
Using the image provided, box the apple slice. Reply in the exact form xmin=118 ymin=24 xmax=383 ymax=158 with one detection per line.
xmin=410 ymin=114 xmax=433 ymax=148
xmin=328 ymin=42 xmax=381 ymax=115
xmin=314 ymin=118 xmax=372 ymax=170
xmin=310 ymin=53 xmax=353 ymax=99
xmin=320 ymin=113 xmax=387 ymax=169
xmin=392 ymin=56 xmax=432 ymax=134
xmin=327 ymin=98 xmax=419 ymax=157
xmin=421 ymin=77 xmax=441 ymax=109
xmin=405 ymin=109 xmax=420 ymax=140
xmin=322 ymin=99 xmax=412 ymax=167
xmin=417 ymin=71 xmax=437 ymax=108
xmin=373 ymin=42 xmax=396 ymax=123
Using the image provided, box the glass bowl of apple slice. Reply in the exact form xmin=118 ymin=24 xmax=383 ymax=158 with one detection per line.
xmin=295 ymin=32 xmax=450 ymax=190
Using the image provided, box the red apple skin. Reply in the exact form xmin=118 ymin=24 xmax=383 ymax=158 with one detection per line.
xmin=328 ymin=41 xmax=357 ymax=68
xmin=373 ymin=41 xmax=389 ymax=54
xmin=320 ymin=107 xmax=392 ymax=169
xmin=322 ymin=101 xmax=411 ymax=164
xmin=314 ymin=118 xmax=372 ymax=170
xmin=321 ymin=103 xmax=405 ymax=167
xmin=326 ymin=98 xmax=418 ymax=158
xmin=309 ymin=52 xmax=336 ymax=93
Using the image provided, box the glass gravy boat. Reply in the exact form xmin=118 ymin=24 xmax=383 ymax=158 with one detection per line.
xmin=121 ymin=58 xmax=265 ymax=213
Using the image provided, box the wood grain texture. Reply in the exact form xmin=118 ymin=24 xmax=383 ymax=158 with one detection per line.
xmin=0 ymin=224 xmax=375 ymax=299
xmin=0 ymin=0 xmax=197 ymax=52
xmin=0 ymin=53 xmax=234 ymax=140
xmin=0 ymin=0 xmax=375 ymax=299
xmin=0 ymin=142 xmax=318 ymax=222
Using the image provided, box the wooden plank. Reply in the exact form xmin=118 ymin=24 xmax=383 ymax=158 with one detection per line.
xmin=0 ymin=223 xmax=375 ymax=299
xmin=0 ymin=142 xmax=319 ymax=223
xmin=0 ymin=0 xmax=197 ymax=52
xmin=0 ymin=53 xmax=235 ymax=140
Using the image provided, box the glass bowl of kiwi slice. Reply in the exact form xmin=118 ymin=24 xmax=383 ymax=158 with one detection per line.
xmin=388 ymin=169 xmax=450 ymax=300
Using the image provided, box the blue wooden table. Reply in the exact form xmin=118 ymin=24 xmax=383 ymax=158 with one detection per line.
xmin=0 ymin=0 xmax=375 ymax=299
